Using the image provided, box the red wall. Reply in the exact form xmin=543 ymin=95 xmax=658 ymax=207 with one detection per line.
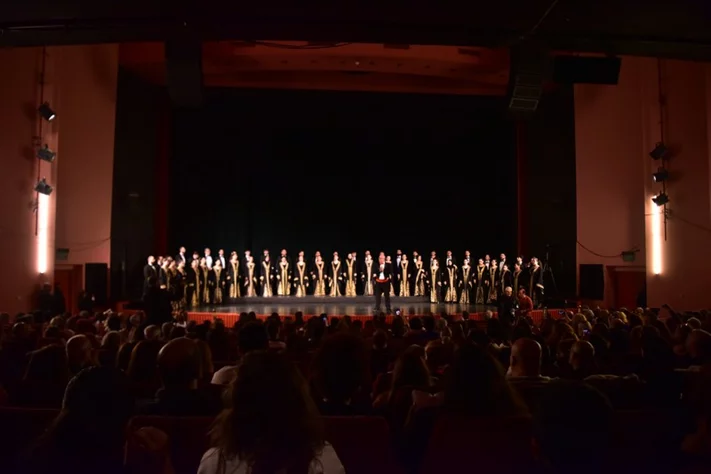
xmin=0 ymin=46 xmax=117 ymax=314
xmin=576 ymin=57 xmax=711 ymax=310
xmin=0 ymin=48 xmax=57 ymax=313
xmin=54 ymin=45 xmax=118 ymax=270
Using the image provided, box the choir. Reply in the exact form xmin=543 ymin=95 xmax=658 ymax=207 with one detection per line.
xmin=143 ymin=247 xmax=545 ymax=310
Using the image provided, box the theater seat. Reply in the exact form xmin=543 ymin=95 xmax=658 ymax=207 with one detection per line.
xmin=126 ymin=416 xmax=214 ymax=474
xmin=0 ymin=407 xmax=58 ymax=472
xmin=420 ymin=415 xmax=534 ymax=473
xmin=323 ymin=416 xmax=402 ymax=474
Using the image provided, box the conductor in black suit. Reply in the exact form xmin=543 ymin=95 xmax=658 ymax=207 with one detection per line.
xmin=143 ymin=255 xmax=158 ymax=296
xmin=374 ymin=253 xmax=393 ymax=314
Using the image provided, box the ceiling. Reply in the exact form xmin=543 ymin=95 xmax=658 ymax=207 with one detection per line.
xmin=120 ymin=41 xmax=511 ymax=95
xmin=2 ymin=1 xmax=711 ymax=62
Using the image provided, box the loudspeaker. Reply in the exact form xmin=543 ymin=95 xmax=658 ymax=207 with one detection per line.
xmin=165 ymin=38 xmax=204 ymax=107
xmin=85 ymin=263 xmax=109 ymax=306
xmin=553 ymin=56 xmax=621 ymax=85
xmin=507 ymin=44 xmax=548 ymax=114
xmin=579 ymin=264 xmax=604 ymax=300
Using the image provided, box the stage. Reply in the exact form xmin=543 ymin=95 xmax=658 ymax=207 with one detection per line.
xmin=185 ymin=295 xmax=510 ymax=325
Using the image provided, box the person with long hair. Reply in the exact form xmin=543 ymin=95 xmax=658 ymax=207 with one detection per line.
xmin=199 ymin=351 xmax=345 ymax=474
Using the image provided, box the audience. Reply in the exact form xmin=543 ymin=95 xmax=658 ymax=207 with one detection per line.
xmin=0 ymin=304 xmax=709 ymax=473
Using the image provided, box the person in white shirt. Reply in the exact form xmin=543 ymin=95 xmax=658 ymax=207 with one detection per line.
xmin=198 ymin=351 xmax=345 ymax=474
xmin=216 ymin=249 xmax=226 ymax=269
xmin=204 ymin=248 xmax=213 ymax=268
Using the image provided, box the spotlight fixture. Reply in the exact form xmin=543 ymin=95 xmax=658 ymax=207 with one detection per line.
xmin=36 ymin=145 xmax=56 ymax=163
xmin=652 ymin=168 xmax=669 ymax=183
xmin=37 ymin=102 xmax=56 ymax=122
xmin=652 ymin=192 xmax=669 ymax=206
xmin=34 ymin=178 xmax=53 ymax=196
xmin=649 ymin=142 xmax=669 ymax=160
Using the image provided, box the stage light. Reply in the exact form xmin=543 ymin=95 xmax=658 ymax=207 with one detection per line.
xmin=651 ymin=198 xmax=662 ymax=275
xmin=36 ymin=145 xmax=56 ymax=163
xmin=34 ymin=178 xmax=53 ymax=196
xmin=652 ymin=192 xmax=669 ymax=206
xmin=38 ymin=102 xmax=56 ymax=121
xmin=649 ymin=142 xmax=669 ymax=160
xmin=652 ymin=168 xmax=669 ymax=183
xmin=37 ymin=193 xmax=49 ymax=274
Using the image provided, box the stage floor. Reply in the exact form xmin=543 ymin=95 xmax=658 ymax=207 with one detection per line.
xmin=189 ymin=296 xmax=494 ymax=318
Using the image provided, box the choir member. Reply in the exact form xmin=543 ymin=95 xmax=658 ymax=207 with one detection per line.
xmin=143 ymin=256 xmax=158 ymax=295
xmin=487 ymin=260 xmax=499 ymax=303
xmin=159 ymin=259 xmax=169 ymax=290
xmin=175 ymin=261 xmax=187 ymax=310
xmin=310 ymin=251 xmax=322 ymax=293
xmin=215 ymin=249 xmax=227 ymax=269
xmin=226 ymin=253 xmax=241 ymax=301
xmin=260 ymin=255 xmax=274 ymax=297
xmin=175 ymin=246 xmax=187 ymax=265
xmin=311 ymin=255 xmax=327 ymax=297
xmin=528 ymin=257 xmax=544 ymax=307
xmin=459 ymin=258 xmax=473 ymax=304
xmin=211 ymin=260 xmax=226 ymax=304
xmin=244 ymin=255 xmax=258 ymax=297
xmin=475 ymin=258 xmax=487 ymax=304
xmin=414 ymin=255 xmax=427 ymax=297
xmin=191 ymin=251 xmax=200 ymax=265
xmin=398 ymin=254 xmax=412 ymax=297
xmin=200 ymin=258 xmax=211 ymax=304
xmin=166 ymin=261 xmax=180 ymax=312
xmin=444 ymin=250 xmax=456 ymax=267
xmin=242 ymin=250 xmax=252 ymax=274
xmin=329 ymin=252 xmax=344 ymax=297
xmin=361 ymin=251 xmax=374 ymax=296
xmin=429 ymin=258 xmax=442 ymax=303
xmin=293 ymin=253 xmax=309 ymax=297
xmin=385 ymin=256 xmax=396 ymax=296
xmin=187 ymin=259 xmax=201 ymax=307
xmin=443 ymin=260 xmax=458 ymax=303
xmin=276 ymin=256 xmax=291 ymax=296
xmin=484 ymin=254 xmax=491 ymax=267
xmin=345 ymin=253 xmax=358 ymax=297
xmin=513 ymin=263 xmax=523 ymax=295
xmin=261 ymin=249 xmax=270 ymax=263
xmin=500 ymin=263 xmax=512 ymax=292
xmin=463 ymin=250 xmax=472 ymax=266
xmin=394 ymin=250 xmax=403 ymax=294
xmin=351 ymin=251 xmax=361 ymax=294
xmin=429 ymin=251 xmax=437 ymax=267
xmin=499 ymin=253 xmax=509 ymax=275
xmin=279 ymin=248 xmax=290 ymax=264
xmin=204 ymin=248 xmax=213 ymax=268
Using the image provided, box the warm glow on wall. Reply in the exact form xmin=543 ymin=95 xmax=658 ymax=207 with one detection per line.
xmin=651 ymin=198 xmax=662 ymax=275
xmin=37 ymin=193 xmax=49 ymax=273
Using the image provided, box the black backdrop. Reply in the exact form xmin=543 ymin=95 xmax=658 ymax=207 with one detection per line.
xmin=168 ymin=88 xmax=517 ymax=260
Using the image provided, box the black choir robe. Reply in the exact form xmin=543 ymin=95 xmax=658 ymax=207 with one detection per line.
xmin=260 ymin=260 xmax=275 ymax=296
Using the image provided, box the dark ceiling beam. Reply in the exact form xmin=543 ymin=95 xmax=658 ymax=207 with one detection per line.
xmin=1 ymin=1 xmax=711 ymax=61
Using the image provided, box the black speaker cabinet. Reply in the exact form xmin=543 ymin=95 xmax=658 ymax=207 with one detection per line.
xmin=579 ymin=264 xmax=604 ymax=300
xmin=85 ymin=263 xmax=109 ymax=306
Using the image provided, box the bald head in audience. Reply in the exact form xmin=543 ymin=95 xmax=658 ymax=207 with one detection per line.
xmin=157 ymin=337 xmax=201 ymax=389
xmin=66 ymin=334 xmax=94 ymax=374
xmin=143 ymin=324 xmax=161 ymax=341
xmin=508 ymin=338 xmax=542 ymax=377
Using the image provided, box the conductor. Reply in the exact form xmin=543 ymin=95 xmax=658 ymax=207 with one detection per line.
xmin=374 ymin=252 xmax=393 ymax=314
